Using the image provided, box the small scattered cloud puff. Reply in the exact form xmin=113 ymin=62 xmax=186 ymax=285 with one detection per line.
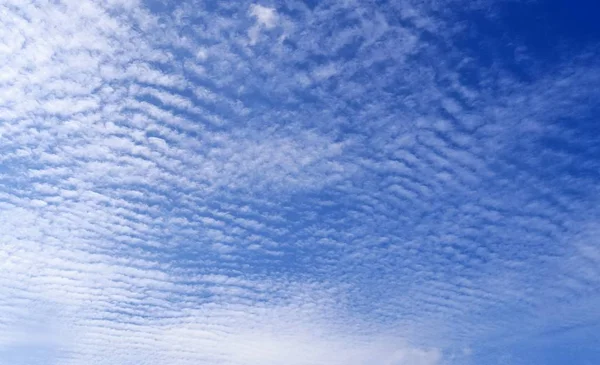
xmin=250 ymin=4 xmax=278 ymax=29
xmin=248 ymin=4 xmax=278 ymax=44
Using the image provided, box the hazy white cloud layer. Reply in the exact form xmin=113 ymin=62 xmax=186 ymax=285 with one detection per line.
xmin=1 ymin=0 xmax=599 ymax=364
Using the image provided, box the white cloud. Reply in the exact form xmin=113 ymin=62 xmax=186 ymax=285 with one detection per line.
xmin=250 ymin=4 xmax=278 ymax=29
xmin=152 ymin=296 xmax=443 ymax=365
xmin=1 ymin=0 xmax=600 ymax=364
xmin=312 ymin=63 xmax=339 ymax=81
xmin=196 ymin=47 xmax=208 ymax=61
xmin=248 ymin=4 xmax=279 ymax=44
xmin=386 ymin=348 xmax=442 ymax=365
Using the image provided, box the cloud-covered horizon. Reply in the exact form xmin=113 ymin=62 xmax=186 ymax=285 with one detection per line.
xmin=1 ymin=0 xmax=599 ymax=364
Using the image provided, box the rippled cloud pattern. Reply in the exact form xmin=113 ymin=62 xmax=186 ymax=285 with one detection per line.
xmin=1 ymin=1 xmax=599 ymax=364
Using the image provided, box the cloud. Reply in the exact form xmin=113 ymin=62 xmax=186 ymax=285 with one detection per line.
xmin=156 ymin=301 xmax=443 ymax=365
xmin=0 ymin=0 xmax=599 ymax=364
xmin=248 ymin=4 xmax=279 ymax=44
xmin=250 ymin=4 xmax=278 ymax=29
xmin=387 ymin=348 xmax=442 ymax=365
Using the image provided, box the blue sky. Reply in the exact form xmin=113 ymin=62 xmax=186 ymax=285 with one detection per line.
xmin=0 ymin=0 xmax=599 ymax=364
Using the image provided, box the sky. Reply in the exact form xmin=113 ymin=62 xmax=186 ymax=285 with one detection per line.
xmin=0 ymin=0 xmax=599 ymax=364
